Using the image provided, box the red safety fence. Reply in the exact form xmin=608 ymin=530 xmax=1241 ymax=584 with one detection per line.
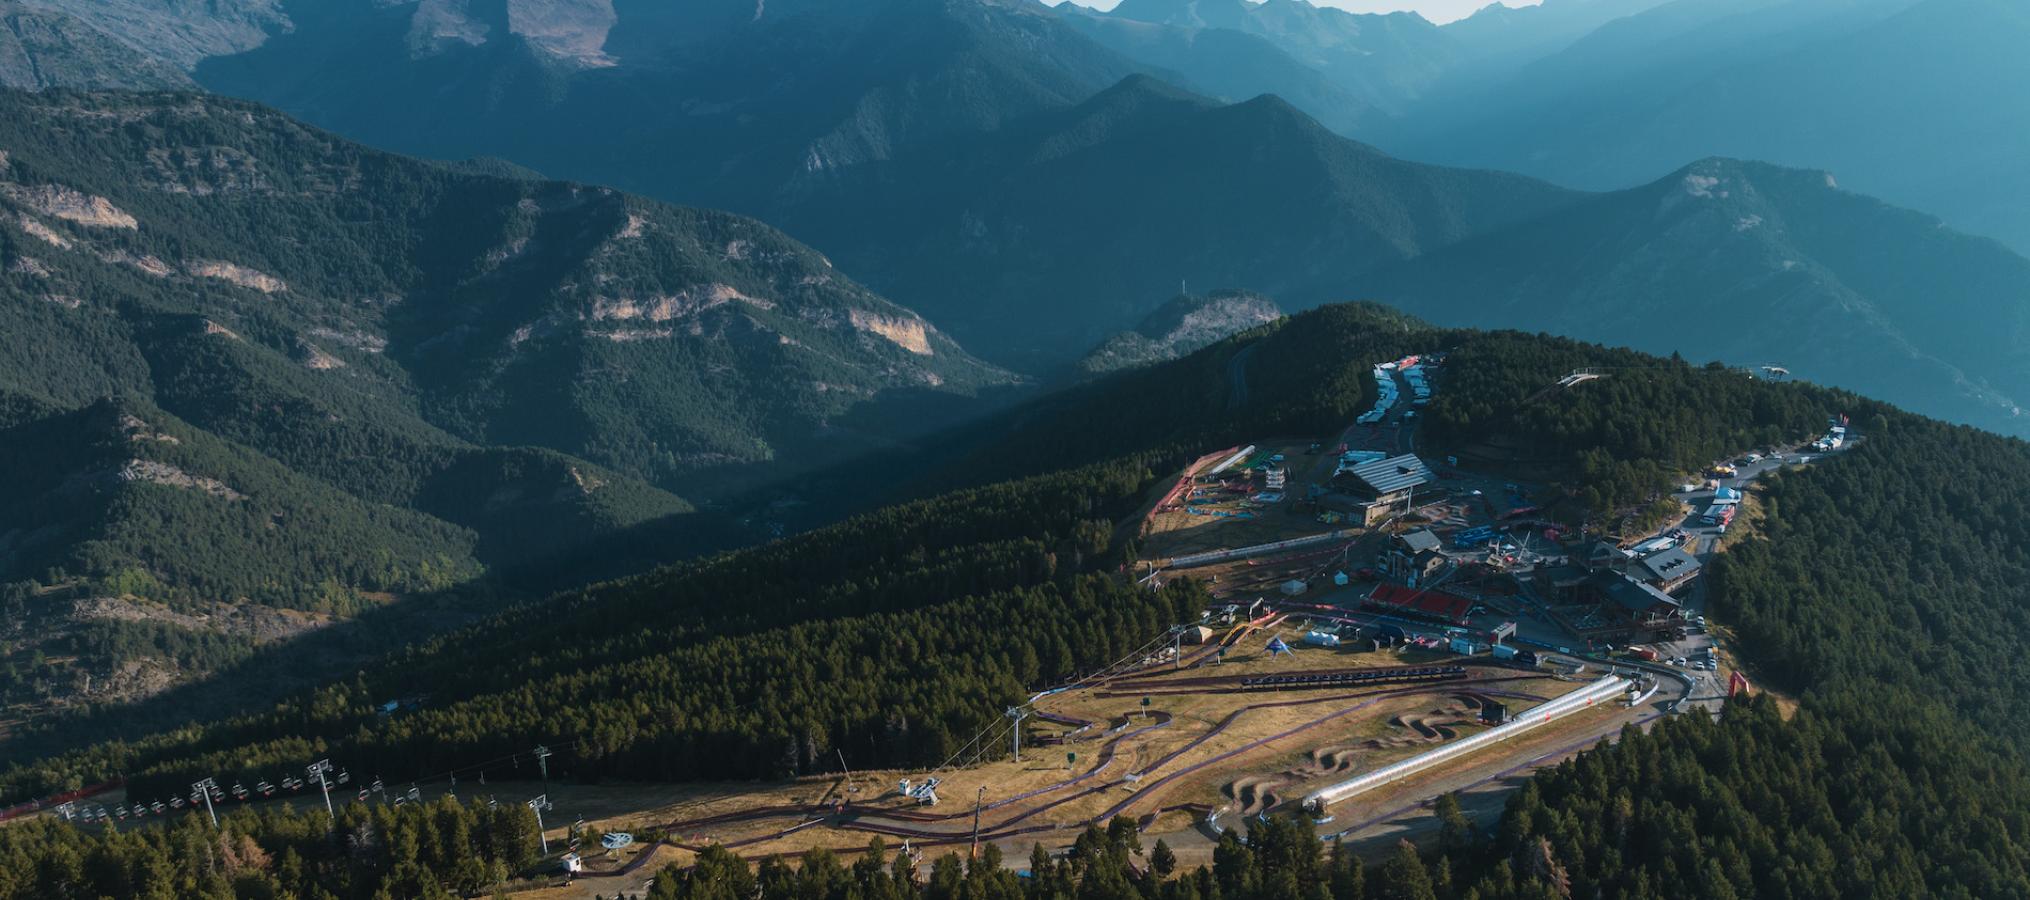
xmin=0 ymin=778 xmax=124 ymax=822
xmin=1143 ymin=446 xmax=1239 ymax=532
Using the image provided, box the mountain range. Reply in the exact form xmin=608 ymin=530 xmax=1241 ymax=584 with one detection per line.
xmin=1370 ymin=157 xmax=2030 ymax=431
xmin=17 ymin=0 xmax=2030 ymax=258
xmin=0 ymin=1 xmax=193 ymax=91
xmin=1379 ymin=0 xmax=2030 ymax=255
xmin=1055 ymin=0 xmax=1670 ymax=117
xmin=5 ymin=5 xmax=2030 ymax=895
xmin=762 ymin=74 xmax=1578 ymax=365
xmin=0 ymin=87 xmax=1009 ymax=726
xmin=5 ymin=0 xmax=2030 ymax=736
xmin=1059 ymin=0 xmax=2030 ymax=257
xmin=0 ymin=2 xmax=2024 ymax=426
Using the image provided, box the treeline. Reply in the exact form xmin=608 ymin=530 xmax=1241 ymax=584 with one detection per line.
xmin=641 ymin=696 xmax=2030 ymax=900
xmin=0 ymin=619 xmax=256 ymax=713
xmin=133 ymin=323 xmax=698 ymax=571
xmin=0 ymin=399 xmax=481 ymax=613
xmin=7 ymin=696 xmax=2030 ymax=900
xmin=1422 ymin=333 xmax=1851 ymax=510
xmin=0 ymin=795 xmax=539 ymax=900
xmin=1710 ymin=413 xmax=2030 ymax=744
xmin=901 ymin=303 xmax=1429 ymax=500
xmin=13 ymin=307 xmax=2030 ymax=899
xmin=0 ymin=455 xmax=1199 ymax=801
xmin=1451 ymin=695 xmax=2030 ymax=898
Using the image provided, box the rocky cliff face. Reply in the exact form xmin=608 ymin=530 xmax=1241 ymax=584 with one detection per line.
xmin=0 ymin=2 xmax=194 ymax=90
xmin=1076 ymin=290 xmax=1284 ymax=376
xmin=0 ymin=90 xmax=1011 ymax=491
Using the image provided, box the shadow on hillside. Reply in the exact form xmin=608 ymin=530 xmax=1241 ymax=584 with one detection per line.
xmin=0 ymin=505 xmax=745 ymax=774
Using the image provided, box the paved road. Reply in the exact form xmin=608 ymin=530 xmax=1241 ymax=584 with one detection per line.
xmin=1227 ymin=343 xmax=1258 ymax=410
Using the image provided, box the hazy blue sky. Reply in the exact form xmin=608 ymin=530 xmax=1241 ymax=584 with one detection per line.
xmin=1047 ymin=0 xmax=1538 ymax=26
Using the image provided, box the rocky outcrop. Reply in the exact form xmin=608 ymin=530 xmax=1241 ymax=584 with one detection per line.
xmin=185 ymin=259 xmax=287 ymax=293
xmin=297 ymin=341 xmax=345 ymax=370
xmin=848 ymin=309 xmax=934 ymax=355
xmin=591 ymin=283 xmax=773 ymax=322
xmin=117 ymin=459 xmax=246 ymax=500
xmin=101 ymin=249 xmax=173 ymax=277
xmin=15 ymin=213 xmax=71 ymax=248
xmin=0 ymin=183 xmax=138 ymax=228
xmin=116 ymin=413 xmax=181 ymax=444
xmin=1077 ymin=290 xmax=1282 ymax=376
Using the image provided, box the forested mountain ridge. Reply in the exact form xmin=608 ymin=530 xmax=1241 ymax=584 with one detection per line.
xmin=0 ymin=88 xmax=1007 ymax=491
xmin=1368 ymin=157 xmax=2030 ymax=438
xmin=0 ymin=303 xmax=1432 ymax=797
xmin=1379 ymin=0 xmax=2030 ymax=255
xmin=0 ymin=398 xmax=479 ymax=613
xmin=0 ymin=303 xmax=1862 ymax=799
xmin=764 ymin=74 xmax=1579 ymax=365
xmin=168 ymin=0 xmax=1144 ymax=214
xmin=33 ymin=0 xmax=2026 ymax=447
xmin=10 ymin=0 xmax=282 ymax=70
xmin=762 ymin=71 xmax=2030 ymax=449
xmin=1069 ymin=0 xmax=1459 ymax=116
xmin=10 ymin=304 xmax=2030 ymax=897
xmin=1052 ymin=0 xmax=1671 ymax=134
xmin=0 ymin=1 xmax=193 ymax=90
xmin=0 ymin=87 xmax=1008 ymax=735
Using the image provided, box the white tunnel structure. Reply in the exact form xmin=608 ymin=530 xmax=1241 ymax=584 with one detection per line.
xmin=1304 ymin=674 xmax=1629 ymax=812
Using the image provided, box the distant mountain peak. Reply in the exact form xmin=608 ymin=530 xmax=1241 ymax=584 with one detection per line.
xmin=1109 ymin=0 xmax=1259 ymax=29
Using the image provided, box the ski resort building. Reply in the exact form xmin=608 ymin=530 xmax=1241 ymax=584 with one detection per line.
xmin=1364 ymin=583 xmax=1473 ymax=626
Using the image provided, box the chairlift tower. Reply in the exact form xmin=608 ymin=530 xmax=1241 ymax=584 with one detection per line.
xmin=306 ymin=760 xmax=336 ymax=820
xmin=528 ymin=794 xmax=554 ymax=855
xmin=533 ymin=745 xmax=552 ymax=784
xmin=1006 ymin=707 xmax=1030 ymax=762
xmin=192 ymin=778 xmax=219 ymax=828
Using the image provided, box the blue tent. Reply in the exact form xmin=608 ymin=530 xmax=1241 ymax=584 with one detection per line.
xmin=1265 ymin=637 xmax=1293 ymax=656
